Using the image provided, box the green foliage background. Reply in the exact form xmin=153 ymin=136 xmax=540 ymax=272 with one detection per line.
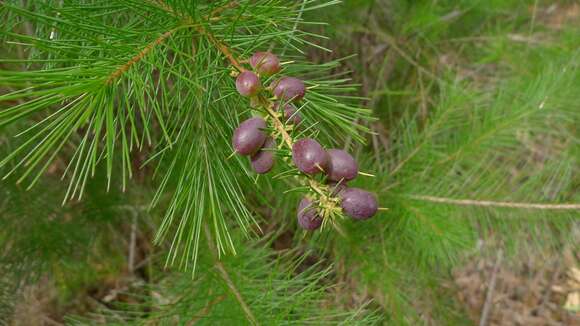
xmin=1 ymin=0 xmax=578 ymax=324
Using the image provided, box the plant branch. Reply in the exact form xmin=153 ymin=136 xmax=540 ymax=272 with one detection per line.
xmin=187 ymin=291 xmax=226 ymax=325
xmin=195 ymin=24 xmax=245 ymax=72
xmin=189 ymin=2 xmax=344 ymax=221
xmin=264 ymin=105 xmax=293 ymax=148
xmin=105 ymin=29 xmax=177 ymax=84
xmin=479 ymin=250 xmax=503 ymax=326
xmin=195 ymin=17 xmax=322 ymax=181
xmin=409 ymin=195 xmax=580 ymax=210
xmin=158 ymin=0 xmax=245 ymax=71
xmin=204 ymin=224 xmax=258 ymax=325
xmin=106 ymin=1 xmax=241 ymax=84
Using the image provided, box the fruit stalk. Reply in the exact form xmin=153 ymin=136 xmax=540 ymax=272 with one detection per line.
xmin=262 ymin=101 xmax=330 ymax=198
xmin=264 ymin=104 xmax=293 ymax=148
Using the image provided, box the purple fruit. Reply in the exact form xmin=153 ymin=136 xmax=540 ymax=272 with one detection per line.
xmin=250 ymin=137 xmax=276 ymax=174
xmin=292 ymin=138 xmax=328 ymax=175
xmin=326 ymin=149 xmax=358 ymax=182
xmin=297 ymin=197 xmax=322 ymax=230
xmin=249 ymin=52 xmax=281 ymax=76
xmin=327 ymin=181 xmax=347 ymax=196
xmin=236 ymin=71 xmax=261 ymax=96
xmin=275 ymin=102 xmax=302 ymax=124
xmin=284 ymin=106 xmax=302 ymax=125
xmin=232 ymin=117 xmax=267 ymax=156
xmin=272 ymin=77 xmax=306 ymax=102
xmin=340 ymin=188 xmax=378 ymax=220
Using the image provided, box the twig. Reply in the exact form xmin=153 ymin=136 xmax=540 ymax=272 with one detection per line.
xmin=191 ymin=1 xmax=244 ymax=71
xmin=149 ymin=0 xmax=177 ymax=15
xmin=187 ymin=293 xmax=227 ymax=325
xmin=264 ymin=105 xmax=293 ymax=148
xmin=371 ymin=28 xmax=444 ymax=84
xmin=195 ymin=25 xmax=245 ymax=71
xmin=204 ymin=224 xmax=259 ymax=325
xmin=41 ymin=316 xmax=63 ymax=326
xmin=409 ymin=195 xmax=580 ymax=210
xmin=389 ymin=145 xmax=421 ymax=176
xmin=106 ymin=29 xmax=177 ymax=84
xmin=128 ymin=210 xmax=138 ymax=274
xmin=479 ymin=250 xmax=503 ymax=326
xmin=208 ymin=1 xmax=239 ymax=18
xmin=263 ymin=103 xmax=336 ymax=206
xmin=107 ymin=1 xmax=241 ymax=84
xmin=282 ymin=0 xmax=307 ymax=55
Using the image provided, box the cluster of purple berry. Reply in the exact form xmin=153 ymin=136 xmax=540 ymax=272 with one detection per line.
xmin=294 ymin=143 xmax=378 ymax=231
xmin=230 ymin=51 xmax=378 ymax=232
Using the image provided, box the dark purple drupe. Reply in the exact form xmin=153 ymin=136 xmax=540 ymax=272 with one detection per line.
xmin=326 ymin=149 xmax=358 ymax=182
xmin=340 ymin=187 xmax=378 ymax=220
xmin=272 ymin=77 xmax=306 ymax=102
xmin=249 ymin=52 xmax=281 ymax=76
xmin=275 ymin=102 xmax=302 ymax=125
xmin=236 ymin=71 xmax=261 ymax=96
xmin=250 ymin=137 xmax=276 ymax=174
xmin=232 ymin=117 xmax=267 ymax=156
xmin=297 ymin=197 xmax=322 ymax=230
xmin=292 ymin=138 xmax=328 ymax=175
xmin=327 ymin=181 xmax=347 ymax=196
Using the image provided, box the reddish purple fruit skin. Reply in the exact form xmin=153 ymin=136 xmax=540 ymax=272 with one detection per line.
xmin=275 ymin=102 xmax=302 ymax=124
xmin=272 ymin=77 xmax=306 ymax=101
xmin=297 ymin=197 xmax=322 ymax=230
xmin=250 ymin=137 xmax=276 ymax=174
xmin=327 ymin=181 xmax=347 ymax=196
xmin=292 ymin=138 xmax=328 ymax=175
xmin=340 ymin=188 xmax=378 ymax=220
xmin=326 ymin=149 xmax=358 ymax=182
xmin=249 ymin=52 xmax=281 ymax=76
xmin=236 ymin=71 xmax=261 ymax=96
xmin=232 ymin=117 xmax=267 ymax=156
xmin=284 ymin=106 xmax=302 ymax=125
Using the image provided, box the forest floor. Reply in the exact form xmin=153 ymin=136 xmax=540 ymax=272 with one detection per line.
xmin=453 ymin=243 xmax=579 ymax=325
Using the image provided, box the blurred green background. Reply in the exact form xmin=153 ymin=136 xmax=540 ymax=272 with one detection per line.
xmin=1 ymin=0 xmax=579 ymax=325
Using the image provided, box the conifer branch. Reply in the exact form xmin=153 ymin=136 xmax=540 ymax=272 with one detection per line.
xmin=187 ymin=292 xmax=226 ymax=325
xmin=149 ymin=0 xmax=245 ymax=71
xmin=105 ymin=29 xmax=177 ymax=84
xmin=264 ymin=105 xmax=293 ymax=148
xmin=261 ymin=105 xmax=331 ymax=198
xmin=195 ymin=16 xmax=337 ymax=203
xmin=479 ymin=250 xmax=503 ymax=326
xmin=149 ymin=0 xmax=178 ymax=15
xmin=195 ymin=25 xmax=245 ymax=72
xmin=106 ymin=1 xmax=242 ymax=84
xmin=0 ymin=0 xmax=373 ymax=279
xmin=204 ymin=224 xmax=258 ymax=325
xmin=409 ymin=195 xmax=580 ymax=210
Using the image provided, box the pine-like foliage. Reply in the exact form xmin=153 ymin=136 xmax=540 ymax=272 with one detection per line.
xmin=310 ymin=1 xmax=579 ymax=323
xmin=0 ymin=0 xmax=370 ymax=273
xmin=1 ymin=0 xmax=377 ymax=323
xmin=1 ymin=0 xmax=579 ymax=325
xmin=68 ymin=239 xmax=380 ymax=325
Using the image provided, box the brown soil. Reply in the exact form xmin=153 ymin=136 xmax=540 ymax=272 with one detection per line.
xmin=455 ymin=247 xmax=579 ymax=325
